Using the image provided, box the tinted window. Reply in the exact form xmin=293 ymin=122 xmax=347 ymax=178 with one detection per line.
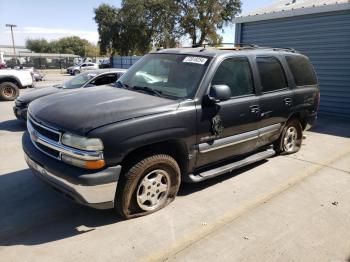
xmin=286 ymin=55 xmax=317 ymax=86
xmin=257 ymin=57 xmax=287 ymax=92
xmin=212 ymin=57 xmax=254 ymax=97
xmin=93 ymin=74 xmax=119 ymax=85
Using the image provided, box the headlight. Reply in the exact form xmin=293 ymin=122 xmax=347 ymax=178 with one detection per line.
xmin=61 ymin=133 xmax=104 ymax=151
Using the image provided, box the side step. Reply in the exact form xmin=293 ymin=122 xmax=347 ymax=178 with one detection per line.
xmin=187 ymin=148 xmax=275 ymax=183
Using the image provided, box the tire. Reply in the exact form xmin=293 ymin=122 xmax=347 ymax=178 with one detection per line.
xmin=115 ymin=154 xmax=181 ymax=219
xmin=0 ymin=82 xmax=19 ymax=101
xmin=274 ymin=119 xmax=303 ymax=154
xmin=73 ymin=70 xmax=80 ymax=75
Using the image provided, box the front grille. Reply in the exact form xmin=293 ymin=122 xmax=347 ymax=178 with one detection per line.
xmin=36 ymin=142 xmax=60 ymax=158
xmin=29 ymin=118 xmax=60 ymax=142
xmin=28 ymin=116 xmax=62 ymax=159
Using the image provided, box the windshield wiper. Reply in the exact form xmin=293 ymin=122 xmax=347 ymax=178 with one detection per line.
xmin=131 ymin=86 xmax=163 ymax=97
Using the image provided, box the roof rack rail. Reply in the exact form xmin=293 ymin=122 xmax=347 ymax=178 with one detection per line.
xmin=202 ymin=43 xmax=259 ymax=49
xmin=182 ymin=43 xmax=298 ymax=53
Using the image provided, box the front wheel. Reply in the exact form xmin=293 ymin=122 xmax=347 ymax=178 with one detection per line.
xmin=0 ymin=82 xmax=19 ymax=101
xmin=274 ymin=119 xmax=303 ymax=154
xmin=115 ymin=154 xmax=181 ymax=219
xmin=73 ymin=70 xmax=80 ymax=75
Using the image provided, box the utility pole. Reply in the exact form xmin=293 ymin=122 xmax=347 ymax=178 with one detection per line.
xmin=5 ymin=24 xmax=17 ymax=64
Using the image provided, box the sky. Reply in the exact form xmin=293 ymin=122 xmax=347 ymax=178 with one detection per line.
xmin=0 ymin=0 xmax=275 ymax=46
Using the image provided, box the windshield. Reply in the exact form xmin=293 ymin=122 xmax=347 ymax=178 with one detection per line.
xmin=116 ymin=53 xmax=211 ymax=99
xmin=62 ymin=72 xmax=97 ymax=89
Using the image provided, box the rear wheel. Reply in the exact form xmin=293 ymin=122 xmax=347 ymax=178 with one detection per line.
xmin=115 ymin=154 xmax=181 ymax=219
xmin=274 ymin=119 xmax=303 ymax=154
xmin=0 ymin=82 xmax=19 ymax=101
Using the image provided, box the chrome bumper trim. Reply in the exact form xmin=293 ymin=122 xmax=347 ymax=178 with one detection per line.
xmin=24 ymin=153 xmax=117 ymax=205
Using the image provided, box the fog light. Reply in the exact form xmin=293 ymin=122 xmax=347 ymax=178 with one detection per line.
xmin=62 ymin=154 xmax=105 ymax=170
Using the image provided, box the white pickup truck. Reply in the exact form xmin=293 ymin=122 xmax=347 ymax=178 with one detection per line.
xmin=0 ymin=69 xmax=33 ymax=101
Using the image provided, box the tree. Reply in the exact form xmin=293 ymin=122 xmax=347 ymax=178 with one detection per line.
xmin=26 ymin=36 xmax=100 ymax=57
xmin=26 ymin=39 xmax=51 ymax=53
xmin=93 ymin=0 xmax=241 ymax=55
xmin=94 ymin=0 xmax=182 ymax=55
xmin=179 ymin=0 xmax=241 ymax=46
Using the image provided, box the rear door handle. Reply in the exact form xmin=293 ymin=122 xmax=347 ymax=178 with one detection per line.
xmin=284 ymin=98 xmax=292 ymax=106
xmin=250 ymin=105 xmax=260 ymax=114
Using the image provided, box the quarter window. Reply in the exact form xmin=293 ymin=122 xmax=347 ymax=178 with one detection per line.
xmin=286 ymin=55 xmax=317 ymax=86
xmin=212 ymin=57 xmax=254 ymax=97
xmin=257 ymin=57 xmax=287 ymax=92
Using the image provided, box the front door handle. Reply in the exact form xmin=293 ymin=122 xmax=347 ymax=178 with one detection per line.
xmin=284 ymin=98 xmax=292 ymax=106
xmin=250 ymin=105 xmax=260 ymax=114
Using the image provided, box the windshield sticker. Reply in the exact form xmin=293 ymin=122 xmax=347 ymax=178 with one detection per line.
xmin=183 ymin=56 xmax=208 ymax=65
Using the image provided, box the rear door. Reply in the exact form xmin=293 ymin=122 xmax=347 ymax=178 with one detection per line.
xmin=196 ymin=56 xmax=261 ymax=168
xmin=255 ymin=56 xmax=293 ymax=146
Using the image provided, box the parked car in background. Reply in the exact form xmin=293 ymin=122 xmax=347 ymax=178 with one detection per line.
xmin=23 ymin=46 xmax=320 ymax=218
xmin=67 ymin=62 xmax=99 ymax=75
xmin=31 ymin=69 xmax=45 ymax=82
xmin=14 ymin=69 xmax=126 ymax=120
xmin=0 ymin=69 xmax=33 ymax=101
xmin=99 ymin=59 xmax=111 ymax=69
xmin=66 ymin=63 xmax=81 ymax=74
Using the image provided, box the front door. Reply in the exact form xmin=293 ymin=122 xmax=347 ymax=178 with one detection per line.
xmin=196 ymin=57 xmax=261 ymax=168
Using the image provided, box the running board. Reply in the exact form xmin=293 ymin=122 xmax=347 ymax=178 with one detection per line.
xmin=187 ymin=149 xmax=275 ymax=183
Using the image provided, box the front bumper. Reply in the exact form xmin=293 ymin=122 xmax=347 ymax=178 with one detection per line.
xmin=13 ymin=105 xmax=28 ymax=121
xmin=22 ymin=132 xmax=121 ymax=209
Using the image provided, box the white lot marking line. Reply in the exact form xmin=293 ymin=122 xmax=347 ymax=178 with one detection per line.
xmin=147 ymin=147 xmax=350 ymax=262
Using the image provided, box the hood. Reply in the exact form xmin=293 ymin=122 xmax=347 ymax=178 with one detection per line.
xmin=17 ymin=86 xmax=62 ymax=104
xmin=28 ymin=85 xmax=179 ymax=135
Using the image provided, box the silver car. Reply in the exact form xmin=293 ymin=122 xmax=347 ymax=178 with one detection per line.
xmin=14 ymin=68 xmax=127 ymax=120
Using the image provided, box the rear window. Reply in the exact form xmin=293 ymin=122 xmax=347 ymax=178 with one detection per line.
xmin=286 ymin=55 xmax=317 ymax=86
xmin=257 ymin=56 xmax=287 ymax=92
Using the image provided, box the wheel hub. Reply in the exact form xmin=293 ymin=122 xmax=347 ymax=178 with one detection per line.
xmin=283 ymin=126 xmax=298 ymax=152
xmin=136 ymin=169 xmax=170 ymax=211
xmin=3 ymin=86 xmax=14 ymax=97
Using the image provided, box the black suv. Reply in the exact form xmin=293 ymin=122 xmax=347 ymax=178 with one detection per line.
xmin=23 ymin=46 xmax=319 ymax=218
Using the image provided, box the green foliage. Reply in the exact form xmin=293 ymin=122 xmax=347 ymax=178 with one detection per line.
xmin=93 ymin=0 xmax=241 ymax=55
xmin=26 ymin=36 xmax=99 ymax=57
xmin=178 ymin=0 xmax=241 ymax=45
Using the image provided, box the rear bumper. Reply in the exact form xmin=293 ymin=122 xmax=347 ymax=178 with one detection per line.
xmin=22 ymin=132 xmax=121 ymax=209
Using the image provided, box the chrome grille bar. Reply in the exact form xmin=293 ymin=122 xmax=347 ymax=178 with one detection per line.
xmin=27 ymin=117 xmax=103 ymax=161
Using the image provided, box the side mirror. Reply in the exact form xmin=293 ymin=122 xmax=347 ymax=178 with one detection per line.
xmin=208 ymin=84 xmax=231 ymax=102
xmin=84 ymin=83 xmax=96 ymax=88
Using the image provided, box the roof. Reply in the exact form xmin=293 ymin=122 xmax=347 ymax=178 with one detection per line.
xmin=234 ymin=0 xmax=350 ymax=23
xmin=155 ymin=46 xmax=302 ymax=57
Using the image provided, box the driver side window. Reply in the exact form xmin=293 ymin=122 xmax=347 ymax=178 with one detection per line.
xmin=212 ymin=57 xmax=254 ymax=97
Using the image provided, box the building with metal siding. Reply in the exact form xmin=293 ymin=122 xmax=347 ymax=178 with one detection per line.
xmin=234 ymin=1 xmax=350 ymax=118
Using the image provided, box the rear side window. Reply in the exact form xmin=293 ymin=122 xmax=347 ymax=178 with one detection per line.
xmin=212 ymin=57 xmax=254 ymax=97
xmin=257 ymin=57 xmax=287 ymax=92
xmin=286 ymin=55 xmax=317 ymax=86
